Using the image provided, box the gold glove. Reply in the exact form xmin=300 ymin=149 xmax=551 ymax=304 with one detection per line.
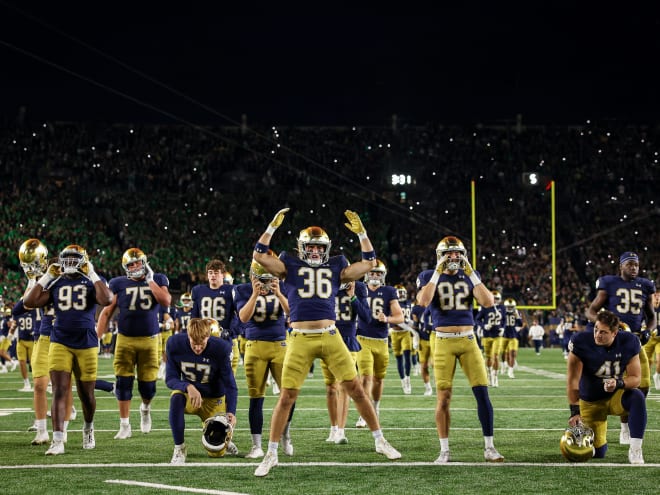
xmin=344 ymin=210 xmax=366 ymax=235
xmin=269 ymin=208 xmax=290 ymax=229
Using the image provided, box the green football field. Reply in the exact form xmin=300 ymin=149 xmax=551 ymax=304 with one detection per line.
xmin=1 ymin=346 xmax=658 ymax=495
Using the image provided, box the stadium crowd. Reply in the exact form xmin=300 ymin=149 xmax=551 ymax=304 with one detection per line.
xmin=1 ymin=118 xmax=658 ymax=326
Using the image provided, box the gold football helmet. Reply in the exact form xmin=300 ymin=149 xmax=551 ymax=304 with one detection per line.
xmin=122 ymin=248 xmax=147 ymax=279
xmin=504 ymin=298 xmax=517 ymax=312
xmin=365 ymin=259 xmax=387 ymax=287
xmin=492 ymin=290 xmax=502 ymax=304
xmin=58 ymin=245 xmax=89 ymax=275
xmin=180 ymin=292 xmax=193 ymax=309
xmin=394 ymin=283 xmax=407 ymax=301
xmin=202 ymin=415 xmax=233 ymax=458
xmin=250 ymin=250 xmax=277 ymax=292
xmin=223 ymin=271 xmax=234 ymax=285
xmin=297 ymin=226 xmax=331 ymax=266
xmin=560 ymin=424 xmax=594 ymax=462
xmin=18 ymin=239 xmax=49 ymax=279
xmin=436 ymin=236 xmax=467 ymax=271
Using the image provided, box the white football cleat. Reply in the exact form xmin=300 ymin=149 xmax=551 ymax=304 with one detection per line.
xmin=507 ymin=367 xmax=515 ymax=379
xmin=82 ymin=428 xmax=95 ymax=449
xmin=245 ymin=445 xmax=265 ymax=459
xmin=424 ymin=383 xmax=433 ymax=396
xmin=226 ymin=441 xmax=239 ymax=456
xmin=18 ymin=384 xmax=33 ymax=392
xmin=114 ymin=424 xmax=132 ymax=440
xmin=140 ymin=404 xmax=152 ymax=433
xmin=0 ymin=366 xmax=7 ymax=373
xmin=69 ymin=406 xmax=77 ymax=421
xmin=171 ymin=445 xmax=187 ymax=465
xmin=325 ymin=428 xmax=337 ymax=442
xmin=434 ymin=450 xmax=450 ymax=464
xmin=335 ymin=434 xmax=348 ymax=445
xmin=45 ymin=440 xmax=64 ymax=456
xmin=484 ymin=447 xmax=504 ymax=462
xmin=628 ymin=447 xmax=644 ymax=464
xmin=272 ymin=381 xmax=280 ymax=395
xmin=355 ymin=416 xmax=367 ymax=428
xmin=653 ymin=372 xmax=660 ymax=391
xmin=375 ymin=437 xmax=401 ymax=459
xmin=620 ymin=427 xmax=631 ymax=445
xmin=281 ymin=433 xmax=294 ymax=456
xmin=31 ymin=431 xmax=50 ymax=445
xmin=27 ymin=421 xmax=38 ymax=432
xmin=254 ymin=450 xmax=278 ymax=477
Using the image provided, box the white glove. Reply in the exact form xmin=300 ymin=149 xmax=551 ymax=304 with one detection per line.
xmin=412 ymin=333 xmax=420 ymax=350
xmin=144 ymin=261 xmax=155 ymax=283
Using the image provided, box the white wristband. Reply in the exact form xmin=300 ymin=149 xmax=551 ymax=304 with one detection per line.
xmin=358 ymin=232 xmax=368 ymax=241
xmin=266 ymin=225 xmax=277 ymax=236
xmin=89 ymin=272 xmax=101 ymax=284
xmin=469 ymin=272 xmax=482 ymax=286
xmin=430 ymin=271 xmax=440 ymax=285
xmin=37 ymin=273 xmax=53 ymax=288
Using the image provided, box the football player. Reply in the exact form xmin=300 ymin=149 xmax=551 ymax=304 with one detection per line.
xmin=191 ymin=259 xmax=240 ymax=374
xmin=24 ymin=244 xmax=113 ymax=455
xmin=173 ymin=292 xmax=194 ymax=334
xmin=252 ymin=208 xmax=401 ymax=477
xmin=165 ymin=317 xmax=237 ymax=464
xmin=96 ymin=248 xmax=172 ymax=440
xmin=323 ymin=278 xmax=370 ymax=444
xmin=474 ymin=290 xmax=504 ymax=387
xmin=416 ymin=236 xmax=504 ymax=463
xmin=411 ymin=303 xmax=434 ymax=396
xmin=0 ymin=306 xmax=17 ymax=373
xmin=390 ymin=283 xmax=415 ymax=395
xmin=567 ymin=310 xmax=646 ymax=464
xmin=234 ymin=252 xmax=293 ymax=459
xmin=157 ymin=304 xmax=174 ymax=379
xmin=354 ymin=259 xmax=404 ymax=426
xmin=585 ymin=251 xmax=656 ymax=444
xmin=502 ymin=298 xmax=522 ymax=379
xmin=644 ymin=292 xmax=660 ymax=390
xmin=12 ymin=242 xmax=42 ymax=392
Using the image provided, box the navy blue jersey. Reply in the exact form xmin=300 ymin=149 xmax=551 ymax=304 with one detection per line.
xmin=165 ymin=332 xmax=237 ymax=414
xmin=411 ymin=304 xmax=431 ymax=341
xmin=39 ymin=305 xmax=55 ymax=338
xmin=11 ymin=300 xmax=41 ymax=341
xmin=191 ymin=283 xmax=236 ymax=331
xmin=357 ymin=284 xmax=398 ymax=339
xmin=594 ymin=275 xmax=656 ymax=332
xmin=109 ymin=274 xmax=169 ymax=337
xmin=174 ymin=307 xmax=193 ymax=333
xmin=475 ymin=305 xmax=503 ymax=338
xmin=416 ymin=269 xmax=482 ymax=327
xmin=503 ymin=308 xmax=522 ymax=338
xmin=48 ymin=275 xmax=107 ymax=349
xmin=569 ymin=330 xmax=641 ymax=402
xmin=233 ymin=282 xmax=287 ymax=342
xmin=334 ymin=281 xmax=369 ymax=351
xmin=279 ymin=251 xmax=347 ymax=322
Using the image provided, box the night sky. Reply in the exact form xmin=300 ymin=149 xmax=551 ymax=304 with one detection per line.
xmin=2 ymin=3 xmax=660 ymax=126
